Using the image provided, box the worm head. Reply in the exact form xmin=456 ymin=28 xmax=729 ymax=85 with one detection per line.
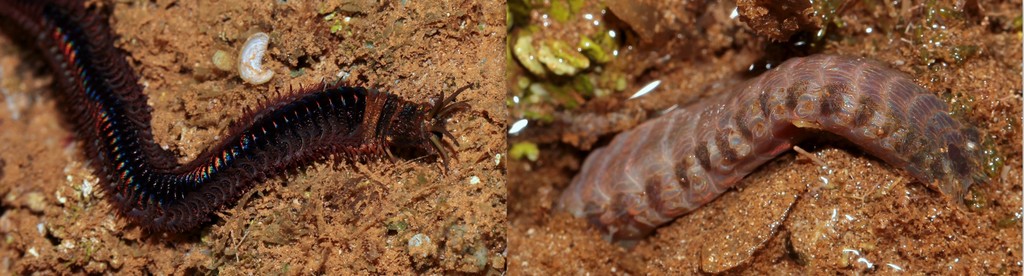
xmin=384 ymin=85 xmax=471 ymax=170
xmin=420 ymin=85 xmax=471 ymax=170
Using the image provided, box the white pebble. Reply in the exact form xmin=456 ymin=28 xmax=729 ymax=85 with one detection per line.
xmin=408 ymin=233 xmax=430 ymax=247
xmin=54 ymin=190 xmax=66 ymax=205
xmin=469 ymin=176 xmax=481 ymax=185
xmin=60 ymin=240 xmax=74 ymax=250
xmin=81 ymin=178 xmax=94 ymax=200
xmin=407 ymin=233 xmax=436 ymax=258
xmin=238 ymin=32 xmax=274 ymax=85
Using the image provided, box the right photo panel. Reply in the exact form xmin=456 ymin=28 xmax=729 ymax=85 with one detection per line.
xmin=507 ymin=0 xmax=1023 ymax=274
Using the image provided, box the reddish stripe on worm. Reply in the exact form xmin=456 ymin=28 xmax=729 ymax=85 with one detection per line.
xmin=557 ymin=54 xmax=989 ymax=240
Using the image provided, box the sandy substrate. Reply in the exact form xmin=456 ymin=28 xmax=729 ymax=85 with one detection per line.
xmin=508 ymin=0 xmax=1022 ymax=274
xmin=0 ymin=0 xmax=506 ymax=274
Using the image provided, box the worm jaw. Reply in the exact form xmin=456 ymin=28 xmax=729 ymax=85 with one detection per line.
xmin=422 ymin=85 xmax=472 ymax=170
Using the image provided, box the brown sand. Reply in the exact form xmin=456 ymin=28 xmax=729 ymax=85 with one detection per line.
xmin=0 ymin=0 xmax=1020 ymax=274
xmin=509 ymin=0 xmax=1022 ymax=274
xmin=0 ymin=0 xmax=506 ymax=274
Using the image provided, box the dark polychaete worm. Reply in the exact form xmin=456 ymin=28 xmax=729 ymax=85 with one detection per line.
xmin=0 ymin=0 xmax=470 ymax=232
xmin=558 ymin=54 xmax=990 ymax=241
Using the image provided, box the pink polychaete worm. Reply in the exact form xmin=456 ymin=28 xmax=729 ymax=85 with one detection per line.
xmin=557 ymin=54 xmax=989 ymax=241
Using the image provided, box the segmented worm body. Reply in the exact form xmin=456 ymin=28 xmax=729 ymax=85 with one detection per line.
xmin=0 ymin=0 xmax=467 ymax=232
xmin=558 ymin=54 xmax=988 ymax=240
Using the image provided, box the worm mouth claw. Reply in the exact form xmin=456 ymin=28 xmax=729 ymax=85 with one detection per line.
xmin=429 ymin=135 xmax=448 ymax=168
xmin=424 ymin=84 xmax=473 ymax=171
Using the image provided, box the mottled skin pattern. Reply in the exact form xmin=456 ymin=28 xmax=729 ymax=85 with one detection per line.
xmin=558 ymin=55 xmax=989 ymax=240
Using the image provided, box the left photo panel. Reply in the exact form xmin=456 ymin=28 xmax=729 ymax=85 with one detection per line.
xmin=0 ymin=0 xmax=507 ymax=274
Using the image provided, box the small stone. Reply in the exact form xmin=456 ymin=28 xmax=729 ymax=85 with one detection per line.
xmin=109 ymin=255 xmax=122 ymax=269
xmin=468 ymin=176 xmax=481 ymax=185
xmin=224 ymin=247 xmax=237 ymax=256
xmin=24 ymin=192 xmax=46 ymax=213
xmin=491 ymin=254 xmax=506 ymax=270
xmin=84 ymin=260 xmax=107 ymax=273
xmin=407 ymin=233 xmax=437 ymax=264
xmin=471 ymin=246 xmax=488 ymax=270
xmin=54 ymin=190 xmax=66 ymax=205
xmin=59 ymin=240 xmax=74 ymax=251
xmin=211 ymin=50 xmax=235 ymax=71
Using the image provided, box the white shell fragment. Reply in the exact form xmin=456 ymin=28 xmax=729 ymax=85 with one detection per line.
xmin=238 ymin=32 xmax=274 ymax=85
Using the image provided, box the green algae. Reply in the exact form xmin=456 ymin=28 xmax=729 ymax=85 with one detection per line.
xmin=506 ymin=0 xmax=631 ymax=141
xmin=578 ymin=36 xmax=610 ymax=64
xmin=943 ymin=91 xmax=976 ymax=119
xmin=387 ymin=217 xmax=410 ymax=233
xmin=322 ymin=11 xmax=354 ymax=37
xmin=537 ymin=39 xmax=590 ymax=76
xmin=965 ymin=186 xmax=988 ymax=211
xmin=549 ymin=0 xmax=585 ymax=22
xmin=997 ymin=212 xmax=1022 ymax=228
xmin=510 ymin=142 xmax=540 ymax=161
xmin=507 ymin=0 xmax=533 ymax=28
xmin=810 ymin=0 xmax=846 ymax=39
xmin=908 ymin=1 xmax=979 ymax=65
xmin=513 ymin=34 xmax=547 ymax=76
xmin=522 ymin=110 xmax=554 ymax=123
xmin=982 ymin=135 xmax=1004 ymax=179
xmin=572 ymin=74 xmax=595 ymax=97
xmin=549 ymin=0 xmax=572 ymax=22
